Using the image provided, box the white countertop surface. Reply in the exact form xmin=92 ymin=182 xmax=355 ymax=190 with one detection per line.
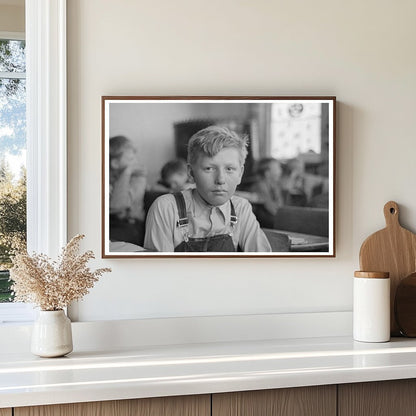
xmin=2 ymin=336 xmax=416 ymax=408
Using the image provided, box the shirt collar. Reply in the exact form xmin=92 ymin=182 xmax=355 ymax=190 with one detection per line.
xmin=192 ymin=189 xmax=230 ymax=220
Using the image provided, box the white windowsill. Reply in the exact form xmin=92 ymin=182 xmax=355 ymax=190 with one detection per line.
xmin=0 ymin=303 xmax=36 ymax=325
xmin=2 ymin=331 xmax=416 ymax=409
xmin=0 ymin=311 xmax=355 ymax=407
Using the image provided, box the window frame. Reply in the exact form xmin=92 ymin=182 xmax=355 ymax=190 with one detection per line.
xmin=26 ymin=0 xmax=67 ymax=257
xmin=0 ymin=0 xmax=67 ymax=323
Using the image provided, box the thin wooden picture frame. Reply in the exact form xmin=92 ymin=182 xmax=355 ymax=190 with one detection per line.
xmin=102 ymin=96 xmax=336 ymax=258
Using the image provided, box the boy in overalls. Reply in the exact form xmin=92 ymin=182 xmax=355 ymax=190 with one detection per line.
xmin=144 ymin=126 xmax=271 ymax=252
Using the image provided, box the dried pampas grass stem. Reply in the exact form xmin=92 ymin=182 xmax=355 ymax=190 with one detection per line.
xmin=10 ymin=234 xmax=111 ymax=311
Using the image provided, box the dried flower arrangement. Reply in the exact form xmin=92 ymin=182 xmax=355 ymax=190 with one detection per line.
xmin=10 ymin=234 xmax=111 ymax=311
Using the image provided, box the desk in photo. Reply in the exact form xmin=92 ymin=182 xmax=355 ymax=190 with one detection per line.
xmin=263 ymin=228 xmax=329 ymax=252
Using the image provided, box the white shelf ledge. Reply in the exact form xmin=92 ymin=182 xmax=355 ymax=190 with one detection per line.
xmin=2 ymin=335 xmax=416 ymax=408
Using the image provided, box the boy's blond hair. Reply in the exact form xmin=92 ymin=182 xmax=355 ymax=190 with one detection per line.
xmin=187 ymin=126 xmax=248 ymax=166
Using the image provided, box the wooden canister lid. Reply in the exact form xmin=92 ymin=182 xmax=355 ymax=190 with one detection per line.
xmin=354 ymin=271 xmax=389 ymax=278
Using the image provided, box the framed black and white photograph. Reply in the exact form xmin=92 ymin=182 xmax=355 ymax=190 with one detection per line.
xmin=102 ymin=96 xmax=335 ymax=258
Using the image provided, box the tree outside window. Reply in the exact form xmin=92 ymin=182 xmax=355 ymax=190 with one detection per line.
xmin=0 ymin=38 xmax=27 ymax=302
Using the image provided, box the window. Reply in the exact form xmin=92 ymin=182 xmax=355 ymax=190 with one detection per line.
xmin=0 ymin=34 xmax=27 ymax=307
xmin=270 ymin=102 xmax=322 ymax=160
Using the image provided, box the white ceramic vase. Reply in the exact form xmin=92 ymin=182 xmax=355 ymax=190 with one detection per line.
xmin=31 ymin=310 xmax=73 ymax=357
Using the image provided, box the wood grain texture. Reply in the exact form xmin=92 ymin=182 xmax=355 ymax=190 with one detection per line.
xmin=14 ymin=395 xmax=210 ymax=416
xmin=0 ymin=409 xmax=12 ymax=416
xmin=359 ymin=201 xmax=416 ymax=335
xmin=339 ymin=379 xmax=416 ymax=416
xmin=212 ymin=386 xmax=336 ymax=416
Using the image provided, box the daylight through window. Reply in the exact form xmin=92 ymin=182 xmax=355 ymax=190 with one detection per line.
xmin=270 ymin=102 xmax=322 ymax=160
xmin=0 ymin=37 xmax=27 ymax=304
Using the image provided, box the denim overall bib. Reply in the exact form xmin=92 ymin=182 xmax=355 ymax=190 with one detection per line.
xmin=173 ymin=192 xmax=237 ymax=252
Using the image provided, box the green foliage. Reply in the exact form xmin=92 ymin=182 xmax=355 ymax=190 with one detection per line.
xmin=0 ymin=38 xmax=27 ymax=302
xmin=0 ymin=39 xmax=25 ymax=73
xmin=0 ymin=270 xmax=13 ymax=302
xmin=0 ymin=162 xmax=26 ymax=270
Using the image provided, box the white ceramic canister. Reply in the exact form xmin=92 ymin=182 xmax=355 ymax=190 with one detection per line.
xmin=353 ymin=271 xmax=390 ymax=342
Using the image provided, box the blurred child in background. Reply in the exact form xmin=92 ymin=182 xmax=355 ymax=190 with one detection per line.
xmin=159 ymin=158 xmax=194 ymax=192
xmin=109 ymin=135 xmax=146 ymax=246
xmin=251 ymin=157 xmax=285 ymax=228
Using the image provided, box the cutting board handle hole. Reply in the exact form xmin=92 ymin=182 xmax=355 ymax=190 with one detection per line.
xmin=390 ymin=207 xmax=396 ymax=214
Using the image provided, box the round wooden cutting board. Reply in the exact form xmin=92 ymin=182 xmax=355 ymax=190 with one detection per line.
xmin=359 ymin=201 xmax=416 ymax=336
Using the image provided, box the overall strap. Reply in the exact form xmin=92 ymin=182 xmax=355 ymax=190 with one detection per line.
xmin=230 ymin=199 xmax=238 ymax=227
xmin=174 ymin=192 xmax=188 ymax=227
xmin=173 ymin=192 xmax=189 ymax=241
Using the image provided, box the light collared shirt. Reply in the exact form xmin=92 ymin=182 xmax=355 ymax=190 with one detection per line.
xmin=144 ymin=189 xmax=272 ymax=252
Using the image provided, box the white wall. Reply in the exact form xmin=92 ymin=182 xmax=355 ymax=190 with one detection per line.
xmin=0 ymin=4 xmax=24 ymax=33
xmin=67 ymin=0 xmax=416 ymax=322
